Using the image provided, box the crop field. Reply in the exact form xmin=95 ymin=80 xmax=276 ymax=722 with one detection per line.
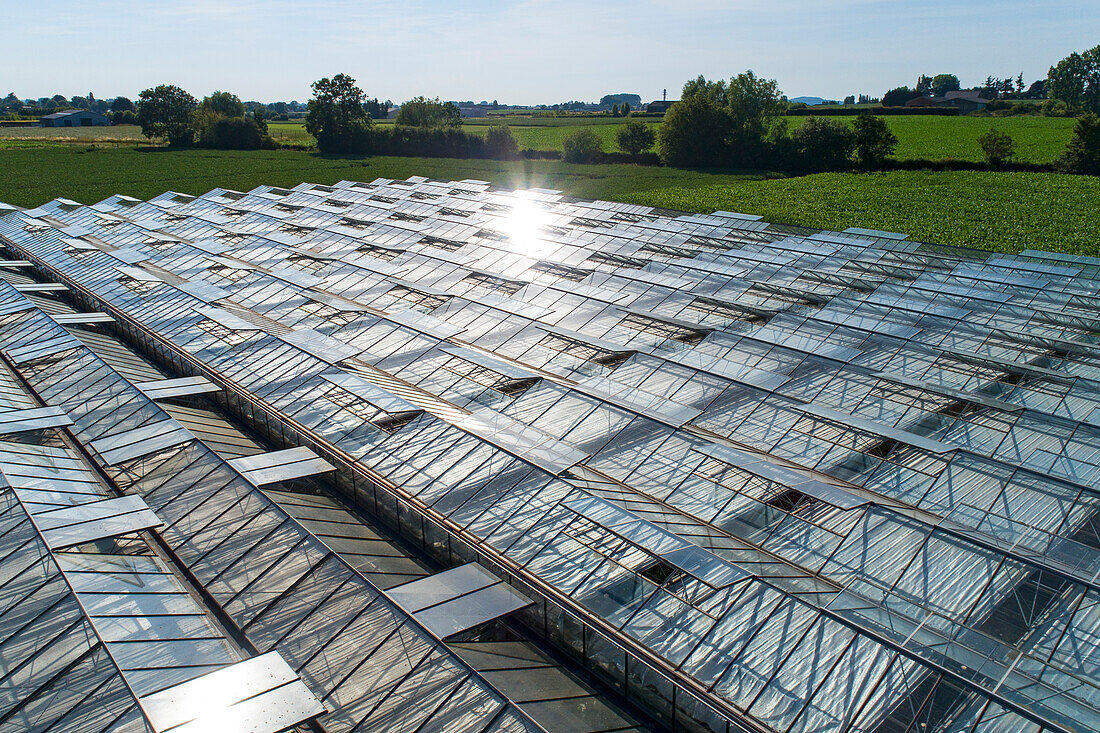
xmin=269 ymin=115 xmax=1073 ymax=162
xmin=266 ymin=120 xmax=661 ymax=153
xmin=0 ymin=124 xmax=149 ymax=144
xmin=791 ymin=114 xmax=1076 ymax=163
xmin=266 ymin=122 xmax=315 ymax=145
xmin=0 ymin=145 xmax=1095 ymax=256
xmin=624 ymin=170 xmax=1100 ymax=254
xmin=4 ymin=115 xmax=1075 ymax=163
xmin=0 ymin=145 xmax=760 ymax=210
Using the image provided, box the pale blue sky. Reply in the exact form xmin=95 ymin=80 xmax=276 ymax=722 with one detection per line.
xmin=4 ymin=0 xmax=1098 ymax=104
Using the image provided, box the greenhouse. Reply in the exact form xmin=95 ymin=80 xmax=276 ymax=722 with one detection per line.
xmin=0 ymin=177 xmax=1098 ymax=733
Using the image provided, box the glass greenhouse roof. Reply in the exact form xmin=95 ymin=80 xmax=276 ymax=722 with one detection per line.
xmin=2 ymin=176 xmax=1100 ymax=732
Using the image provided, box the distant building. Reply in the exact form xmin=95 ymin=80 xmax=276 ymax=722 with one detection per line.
xmin=40 ymin=109 xmax=109 ymax=127
xmin=904 ymin=96 xmax=942 ymax=108
xmin=943 ymin=90 xmax=991 ymax=113
xmin=458 ymin=105 xmax=489 ymax=118
xmin=645 ymin=100 xmax=677 ymax=114
xmin=905 ymin=91 xmax=990 ymax=114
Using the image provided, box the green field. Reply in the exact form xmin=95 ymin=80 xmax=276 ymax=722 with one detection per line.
xmin=267 ymin=115 xmax=1074 ymax=162
xmin=625 ymin=171 xmax=1100 ymax=255
xmin=0 ymin=124 xmax=149 ymax=144
xmin=790 ymin=115 xmax=1076 ymax=163
xmin=0 ymin=145 xmax=1096 ymax=255
xmin=266 ymin=120 xmax=662 ymax=153
xmin=0 ymin=145 xmax=762 ymax=211
xmin=3 ymin=115 xmax=1076 ymax=163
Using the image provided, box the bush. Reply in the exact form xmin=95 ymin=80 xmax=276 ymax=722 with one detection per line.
xmin=616 ymin=119 xmax=656 ymax=157
xmin=1041 ymin=100 xmax=1073 ymax=117
xmin=367 ymin=126 xmax=485 ymax=158
xmin=657 ymin=96 xmax=734 ymax=167
xmin=561 ymin=128 xmax=602 ymax=163
xmin=852 ymin=110 xmax=898 ymax=168
xmin=1060 ymin=113 xmax=1100 ymax=174
xmin=484 ymin=125 xmax=519 ymax=159
xmin=197 ymin=115 xmax=275 ymax=150
xmin=978 ymin=128 xmax=1014 ymax=165
xmin=110 ymin=110 xmax=137 ymax=125
xmin=789 ymin=117 xmax=854 ymax=171
xmin=395 ymin=97 xmax=461 ymax=127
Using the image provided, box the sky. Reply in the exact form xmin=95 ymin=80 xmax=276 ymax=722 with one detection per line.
xmin=4 ymin=0 xmax=1098 ymax=105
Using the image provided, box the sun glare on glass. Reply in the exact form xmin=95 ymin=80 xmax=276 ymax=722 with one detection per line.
xmin=502 ymin=193 xmax=552 ymax=257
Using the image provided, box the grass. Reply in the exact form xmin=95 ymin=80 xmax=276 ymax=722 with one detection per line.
xmin=790 ymin=115 xmax=1076 ymax=164
xmin=623 ymin=171 xmax=1100 ymax=255
xmin=266 ymin=120 xmax=659 ymax=153
xmin=0 ymin=145 xmax=1096 ymax=256
xmin=267 ymin=115 xmax=1074 ymax=162
xmin=0 ymin=124 xmax=150 ymax=144
xmin=5 ymin=116 xmax=1076 ymax=163
xmin=0 ymin=146 xmax=762 ymax=209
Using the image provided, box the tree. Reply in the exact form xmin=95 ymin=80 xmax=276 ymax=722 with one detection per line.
xmin=395 ymin=97 xmax=461 ymax=127
xmin=882 ymin=86 xmax=920 ymax=107
xmin=616 ymin=119 xmax=656 ymax=156
xmin=599 ymin=93 xmax=641 ymax=110
xmin=852 ymin=111 xmax=897 ymax=168
xmin=978 ymin=128 xmax=1014 ymax=165
xmin=113 ymin=110 xmax=138 ymax=125
xmin=137 ymin=85 xmax=198 ymax=146
xmin=305 ymin=73 xmax=372 ymax=153
xmin=656 ymin=96 xmax=734 ymax=167
xmin=1 ymin=93 xmax=22 ymax=114
xmin=621 ymin=101 xmax=631 ymax=115
xmin=1027 ymin=79 xmax=1047 ymax=99
xmin=1048 ymin=45 xmax=1100 ymax=113
xmin=561 ymin=128 xmax=601 ymax=163
xmin=931 ymin=74 xmax=961 ymax=96
xmin=202 ymin=90 xmax=245 ymax=118
xmin=719 ymin=71 xmax=783 ymax=164
xmin=790 ymin=117 xmax=854 ymax=171
xmin=485 ymin=124 xmax=519 ymax=159
xmin=364 ymin=98 xmax=389 ymax=119
xmin=110 ymin=96 xmax=134 ymax=113
xmin=252 ymin=106 xmax=268 ymax=136
xmin=1060 ymin=113 xmax=1100 ymax=174
xmin=844 ymin=95 xmax=856 ymax=106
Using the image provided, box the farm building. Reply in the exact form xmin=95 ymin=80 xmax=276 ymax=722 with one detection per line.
xmin=39 ymin=109 xmax=109 ymax=127
xmin=906 ymin=90 xmax=992 ymax=113
xmin=0 ymin=177 xmax=1099 ymax=733
xmin=904 ymin=95 xmax=942 ymax=108
xmin=944 ymin=89 xmax=992 ymax=113
xmin=645 ymin=99 xmax=677 ymax=113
